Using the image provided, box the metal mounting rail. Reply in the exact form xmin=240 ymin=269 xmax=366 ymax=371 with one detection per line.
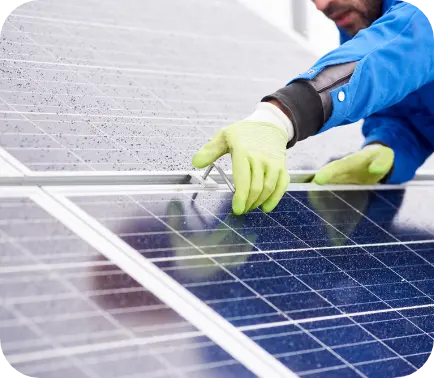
xmin=1 ymin=166 xmax=434 ymax=191
xmin=0 ymin=166 xmax=314 ymax=187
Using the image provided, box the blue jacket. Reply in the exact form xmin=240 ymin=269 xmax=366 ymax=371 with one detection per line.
xmin=268 ymin=1 xmax=434 ymax=184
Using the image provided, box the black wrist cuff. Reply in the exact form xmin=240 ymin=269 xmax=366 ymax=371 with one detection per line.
xmin=261 ymin=81 xmax=324 ymax=148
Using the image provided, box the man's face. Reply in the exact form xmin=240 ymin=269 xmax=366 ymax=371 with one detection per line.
xmin=312 ymin=0 xmax=383 ymax=36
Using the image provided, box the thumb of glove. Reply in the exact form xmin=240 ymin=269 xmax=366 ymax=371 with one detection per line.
xmin=192 ymin=131 xmax=228 ymax=168
xmin=368 ymin=147 xmax=394 ymax=175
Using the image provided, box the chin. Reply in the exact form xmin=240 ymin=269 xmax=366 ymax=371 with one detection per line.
xmin=345 ymin=24 xmax=365 ymax=37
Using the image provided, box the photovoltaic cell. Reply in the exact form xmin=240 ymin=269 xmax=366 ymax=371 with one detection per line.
xmin=69 ymin=187 xmax=434 ymax=376
xmin=0 ymin=197 xmax=255 ymax=378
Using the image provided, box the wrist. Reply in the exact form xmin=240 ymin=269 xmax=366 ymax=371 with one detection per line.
xmin=245 ymin=102 xmax=295 ymax=142
xmin=363 ymin=143 xmax=383 ymax=151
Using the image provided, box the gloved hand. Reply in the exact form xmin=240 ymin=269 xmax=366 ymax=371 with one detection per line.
xmin=192 ymin=102 xmax=292 ymax=215
xmin=313 ymin=144 xmax=394 ymax=185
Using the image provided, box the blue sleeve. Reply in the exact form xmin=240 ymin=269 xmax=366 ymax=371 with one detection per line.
xmin=292 ymin=2 xmax=434 ymax=131
xmin=338 ymin=28 xmax=350 ymax=45
xmin=362 ymin=111 xmax=433 ymax=183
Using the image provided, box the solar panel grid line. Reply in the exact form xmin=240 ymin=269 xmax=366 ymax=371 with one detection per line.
xmin=8 ymin=11 xmax=301 ymax=48
xmin=38 ymin=190 xmax=295 ymax=377
xmin=333 ymin=191 xmax=434 ymax=269
xmin=2 ymin=272 xmax=430 ymax=320
xmin=0 ymin=195 xmax=272 ymax=376
xmin=0 ymin=95 xmax=98 ymax=171
xmin=297 ymin=354 xmax=415 ymax=377
xmin=43 ymin=29 xmax=218 ymax=144
xmin=143 ymin=239 xmax=434 ymax=264
xmin=3 ymin=60 xmax=157 ymax=168
xmin=287 ymin=193 xmax=434 ymax=301
xmin=0 ymin=290 xmax=430 ymax=366
xmin=8 ymin=18 xmax=306 ymax=71
xmin=1 ymin=55 xmax=203 ymax=173
xmin=0 ymin=110 xmax=235 ymax=126
xmin=236 ymin=304 xmax=434 ymax=332
xmin=10 ymin=318 xmax=429 ymax=378
xmin=239 ymin=314 xmax=430 ymax=348
xmin=179 ymin=193 xmax=422 ymax=374
xmin=17 ymin=332 xmax=227 ymax=376
xmin=324 ymin=192 xmax=434 ymax=332
xmin=5 ymin=330 xmax=204 ymax=366
xmin=10 ymin=339 xmax=252 ymax=378
xmin=0 ymin=56 xmax=282 ymax=84
xmin=284 ymin=193 xmax=434 ymax=359
xmin=1 ymin=7 xmax=304 ymax=171
xmin=374 ymin=191 xmax=434 ymax=259
xmin=0 ymin=257 xmax=110 ymax=273
xmin=0 ymin=211 xmax=187 ymax=378
xmin=2 ymin=62 xmax=258 ymax=116
xmin=68 ymin=189 xmax=434 ymax=376
xmin=4 ymin=305 xmax=102 ymax=378
xmin=123 ymin=194 xmax=374 ymax=377
xmin=1 ymin=37 xmax=158 ymax=173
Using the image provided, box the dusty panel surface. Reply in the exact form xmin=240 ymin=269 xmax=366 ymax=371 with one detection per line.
xmin=0 ymin=0 xmax=312 ymax=172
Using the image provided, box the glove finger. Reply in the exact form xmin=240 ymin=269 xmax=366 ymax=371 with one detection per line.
xmin=368 ymin=147 xmax=394 ymax=175
xmin=244 ymin=158 xmax=264 ymax=212
xmin=312 ymin=160 xmax=342 ymax=185
xmin=231 ymin=150 xmax=251 ymax=215
xmin=262 ymin=170 xmax=290 ymax=213
xmin=313 ymin=157 xmax=356 ymax=185
xmin=192 ymin=131 xmax=228 ymax=168
xmin=249 ymin=165 xmax=278 ymax=211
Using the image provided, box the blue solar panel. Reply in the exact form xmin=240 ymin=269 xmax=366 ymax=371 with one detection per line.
xmin=69 ymin=187 xmax=434 ymax=376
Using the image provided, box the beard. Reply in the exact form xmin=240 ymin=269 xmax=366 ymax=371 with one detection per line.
xmin=323 ymin=0 xmax=383 ymax=36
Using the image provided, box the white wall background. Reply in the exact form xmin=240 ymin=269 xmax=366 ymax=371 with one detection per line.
xmin=237 ymin=0 xmax=339 ymax=56
xmin=304 ymin=0 xmax=340 ymax=55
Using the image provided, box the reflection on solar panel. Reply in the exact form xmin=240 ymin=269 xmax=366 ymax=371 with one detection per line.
xmin=0 ymin=196 xmax=261 ymax=378
xmin=64 ymin=188 xmax=433 ymax=377
xmin=1 ymin=0 xmax=433 ymax=377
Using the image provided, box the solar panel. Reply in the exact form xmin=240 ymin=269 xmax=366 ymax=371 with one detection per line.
xmin=0 ymin=195 xmax=264 ymax=378
xmin=0 ymin=0 xmax=312 ymax=173
xmin=65 ymin=187 xmax=434 ymax=376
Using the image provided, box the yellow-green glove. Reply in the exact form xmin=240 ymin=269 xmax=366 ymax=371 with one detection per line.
xmin=313 ymin=145 xmax=394 ymax=186
xmin=192 ymin=103 xmax=292 ymax=215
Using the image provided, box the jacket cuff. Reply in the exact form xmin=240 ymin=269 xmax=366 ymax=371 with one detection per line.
xmin=261 ymin=61 xmax=358 ymax=149
xmin=261 ymin=81 xmax=323 ymax=148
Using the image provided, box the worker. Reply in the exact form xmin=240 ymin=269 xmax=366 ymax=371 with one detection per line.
xmin=192 ymin=0 xmax=434 ymax=215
